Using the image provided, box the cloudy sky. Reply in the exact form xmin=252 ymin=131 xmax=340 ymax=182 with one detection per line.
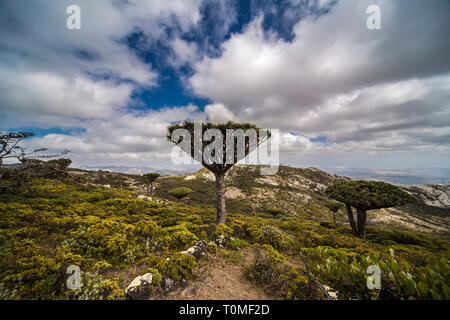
xmin=1 ymin=0 xmax=449 ymax=170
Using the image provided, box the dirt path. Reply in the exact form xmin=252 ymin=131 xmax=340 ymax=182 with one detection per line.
xmin=164 ymin=250 xmax=273 ymax=300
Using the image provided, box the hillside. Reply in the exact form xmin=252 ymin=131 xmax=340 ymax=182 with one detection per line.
xmin=152 ymin=165 xmax=450 ymax=239
xmin=0 ymin=165 xmax=449 ymax=300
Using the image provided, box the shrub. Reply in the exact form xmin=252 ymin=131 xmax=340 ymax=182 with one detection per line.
xmin=144 ymin=268 xmax=162 ymax=286
xmin=285 ymin=271 xmax=326 ymax=300
xmin=267 ymin=207 xmax=285 ymax=217
xmin=67 ymin=272 xmax=124 ymax=300
xmin=168 ymin=229 xmax=198 ymax=250
xmin=134 ymin=220 xmax=161 ymax=237
xmin=260 ymin=225 xmax=288 ymax=249
xmin=302 ymin=246 xmax=450 ymax=300
xmin=160 ymin=253 xmax=197 ymax=281
xmin=228 ymin=238 xmax=248 ymax=250
xmin=168 ymin=187 xmax=192 ymax=200
xmin=212 ymin=223 xmax=233 ymax=239
xmin=320 ymin=222 xmax=337 ymax=229
xmin=244 ymin=245 xmax=324 ymax=300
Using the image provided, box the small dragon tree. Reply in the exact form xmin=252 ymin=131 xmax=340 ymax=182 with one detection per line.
xmin=325 ymin=180 xmax=416 ymax=238
xmin=325 ymin=201 xmax=344 ymax=225
xmin=141 ymin=172 xmax=160 ymax=196
xmin=168 ymin=187 xmax=192 ymax=200
xmin=167 ymin=121 xmax=270 ymax=224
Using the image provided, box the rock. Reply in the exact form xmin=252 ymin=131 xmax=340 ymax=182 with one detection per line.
xmin=216 ymin=235 xmax=227 ymax=247
xmin=125 ymin=273 xmax=153 ymax=300
xmin=405 ymin=185 xmax=450 ymax=208
xmin=181 ymin=240 xmax=208 ymax=261
xmin=137 ymin=195 xmax=152 ymax=201
xmin=162 ymin=277 xmax=175 ymax=292
xmin=180 ymin=279 xmax=188 ymax=289
xmin=181 ymin=285 xmax=197 ymax=298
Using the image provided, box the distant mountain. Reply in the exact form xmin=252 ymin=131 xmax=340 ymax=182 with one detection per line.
xmin=0 ymin=163 xmax=21 ymax=168
xmin=320 ymin=167 xmax=450 ymax=185
xmin=75 ymin=165 xmax=199 ymax=176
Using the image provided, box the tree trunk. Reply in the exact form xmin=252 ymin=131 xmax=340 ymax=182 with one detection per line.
xmin=148 ymin=183 xmax=153 ymax=197
xmin=333 ymin=212 xmax=337 ymax=225
xmin=345 ymin=204 xmax=358 ymax=236
xmin=215 ymin=172 xmax=226 ymax=224
xmin=356 ymin=208 xmax=367 ymax=239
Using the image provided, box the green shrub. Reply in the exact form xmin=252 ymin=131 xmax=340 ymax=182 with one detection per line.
xmin=160 ymin=253 xmax=197 ymax=281
xmin=67 ymin=272 xmax=124 ymax=300
xmin=285 ymin=271 xmax=326 ymax=300
xmin=168 ymin=187 xmax=192 ymax=199
xmin=266 ymin=207 xmax=285 ymax=217
xmin=228 ymin=238 xmax=249 ymax=250
xmin=212 ymin=223 xmax=233 ymax=239
xmin=244 ymin=245 xmax=323 ymax=300
xmin=144 ymin=268 xmax=162 ymax=286
xmin=260 ymin=225 xmax=289 ymax=249
xmin=302 ymin=246 xmax=450 ymax=300
xmin=168 ymin=229 xmax=199 ymax=250
xmin=320 ymin=222 xmax=337 ymax=229
xmin=134 ymin=220 xmax=161 ymax=237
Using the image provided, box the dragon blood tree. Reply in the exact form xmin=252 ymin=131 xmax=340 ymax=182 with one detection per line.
xmin=167 ymin=121 xmax=270 ymax=224
xmin=325 ymin=180 xmax=416 ymax=238
xmin=141 ymin=172 xmax=160 ymax=196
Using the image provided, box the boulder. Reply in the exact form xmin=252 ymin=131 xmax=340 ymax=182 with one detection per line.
xmin=181 ymin=240 xmax=208 ymax=261
xmin=125 ymin=273 xmax=153 ymax=300
xmin=137 ymin=195 xmax=152 ymax=201
xmin=216 ymin=235 xmax=227 ymax=247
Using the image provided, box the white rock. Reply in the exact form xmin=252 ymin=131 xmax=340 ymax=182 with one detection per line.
xmin=137 ymin=195 xmax=152 ymax=201
xmin=125 ymin=273 xmax=153 ymax=300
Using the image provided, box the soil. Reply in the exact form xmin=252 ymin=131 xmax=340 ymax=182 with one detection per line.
xmin=164 ymin=250 xmax=273 ymax=300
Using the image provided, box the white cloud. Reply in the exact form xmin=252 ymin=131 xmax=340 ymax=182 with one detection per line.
xmin=189 ymin=0 xmax=450 ymax=157
xmin=1 ymin=0 xmax=449 ymax=169
xmin=21 ymin=104 xmax=206 ymax=167
xmin=205 ymin=103 xmax=235 ymax=123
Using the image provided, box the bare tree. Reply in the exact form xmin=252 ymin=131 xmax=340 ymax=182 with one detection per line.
xmin=0 ymin=131 xmax=70 ymax=165
xmin=0 ymin=131 xmax=70 ymax=194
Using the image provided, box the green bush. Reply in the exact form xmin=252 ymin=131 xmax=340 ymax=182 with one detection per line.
xmin=266 ymin=207 xmax=285 ymax=217
xmin=302 ymin=246 xmax=450 ymax=300
xmin=228 ymin=238 xmax=249 ymax=250
xmin=244 ymin=245 xmax=324 ymax=300
xmin=167 ymin=229 xmax=199 ymax=250
xmin=212 ymin=223 xmax=233 ymax=239
xmin=320 ymin=222 xmax=337 ymax=229
xmin=67 ymin=272 xmax=125 ymax=300
xmin=160 ymin=253 xmax=197 ymax=281
xmin=168 ymin=187 xmax=192 ymax=199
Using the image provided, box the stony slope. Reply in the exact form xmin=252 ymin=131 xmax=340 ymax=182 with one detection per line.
xmin=154 ymin=165 xmax=450 ymax=239
xmin=66 ymin=164 xmax=450 ymax=238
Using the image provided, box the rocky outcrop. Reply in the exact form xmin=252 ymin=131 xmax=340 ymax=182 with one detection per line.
xmin=404 ymin=185 xmax=450 ymax=209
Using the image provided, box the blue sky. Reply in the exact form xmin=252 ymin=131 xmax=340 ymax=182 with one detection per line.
xmin=0 ymin=0 xmax=449 ymax=169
